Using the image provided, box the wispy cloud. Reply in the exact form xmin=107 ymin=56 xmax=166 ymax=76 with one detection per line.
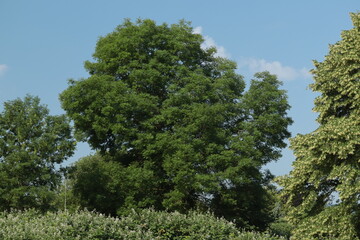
xmin=191 ymin=27 xmax=310 ymax=81
xmin=193 ymin=26 xmax=230 ymax=58
xmin=238 ymin=58 xmax=311 ymax=81
xmin=0 ymin=64 xmax=8 ymax=77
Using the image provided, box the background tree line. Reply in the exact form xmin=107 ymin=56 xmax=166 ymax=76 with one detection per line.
xmin=0 ymin=13 xmax=359 ymax=239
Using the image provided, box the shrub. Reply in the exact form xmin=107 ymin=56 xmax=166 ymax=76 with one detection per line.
xmin=0 ymin=209 xmax=284 ymax=239
xmin=268 ymin=221 xmax=293 ymax=239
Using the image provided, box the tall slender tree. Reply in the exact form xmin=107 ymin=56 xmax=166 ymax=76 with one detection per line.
xmin=278 ymin=12 xmax=360 ymax=239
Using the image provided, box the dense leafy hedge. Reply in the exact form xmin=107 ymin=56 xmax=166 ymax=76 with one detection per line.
xmin=0 ymin=209 xmax=284 ymax=239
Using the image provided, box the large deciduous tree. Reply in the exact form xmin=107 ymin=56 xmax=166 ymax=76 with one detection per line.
xmin=0 ymin=95 xmax=75 ymax=211
xmin=278 ymin=13 xmax=360 ymax=239
xmin=60 ymin=19 xmax=292 ymax=229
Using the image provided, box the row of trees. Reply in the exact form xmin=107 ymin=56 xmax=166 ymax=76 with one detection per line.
xmin=0 ymin=13 xmax=359 ymax=237
xmin=0 ymin=19 xmax=292 ymax=230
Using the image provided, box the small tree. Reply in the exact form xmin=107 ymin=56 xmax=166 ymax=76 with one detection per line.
xmin=0 ymin=95 xmax=75 ymax=211
xmin=278 ymin=12 xmax=360 ymax=239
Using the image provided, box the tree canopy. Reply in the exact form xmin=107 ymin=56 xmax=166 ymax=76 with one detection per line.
xmin=0 ymin=95 xmax=75 ymax=211
xmin=60 ymin=19 xmax=292 ymax=229
xmin=278 ymin=12 xmax=360 ymax=239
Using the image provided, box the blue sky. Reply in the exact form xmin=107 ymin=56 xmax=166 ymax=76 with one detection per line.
xmin=0 ymin=1 xmax=359 ymax=176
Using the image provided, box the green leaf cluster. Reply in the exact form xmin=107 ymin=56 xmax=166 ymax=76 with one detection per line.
xmin=278 ymin=12 xmax=360 ymax=239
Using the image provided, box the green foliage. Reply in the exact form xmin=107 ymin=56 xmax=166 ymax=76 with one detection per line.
xmin=0 ymin=209 xmax=285 ymax=240
xmin=0 ymin=95 xmax=75 ymax=211
xmin=69 ymin=153 xmax=161 ymax=215
xmin=266 ymin=186 xmax=293 ymax=239
xmin=60 ymin=18 xmax=292 ymax=229
xmin=289 ymin=205 xmax=359 ymax=240
xmin=277 ymin=12 xmax=360 ymax=239
xmin=52 ymin=176 xmax=81 ymax=213
xmin=268 ymin=221 xmax=293 ymax=239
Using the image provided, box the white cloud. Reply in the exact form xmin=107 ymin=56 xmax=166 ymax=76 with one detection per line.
xmin=191 ymin=27 xmax=310 ymax=81
xmin=193 ymin=26 xmax=230 ymax=58
xmin=0 ymin=64 xmax=8 ymax=77
xmin=238 ymin=58 xmax=311 ymax=81
xmin=192 ymin=26 xmax=202 ymax=35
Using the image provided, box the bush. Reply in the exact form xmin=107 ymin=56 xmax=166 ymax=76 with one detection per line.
xmin=268 ymin=221 xmax=293 ymax=239
xmin=0 ymin=209 xmax=284 ymax=239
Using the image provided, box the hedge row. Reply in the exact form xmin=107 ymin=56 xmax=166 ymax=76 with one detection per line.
xmin=0 ymin=209 xmax=284 ymax=239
